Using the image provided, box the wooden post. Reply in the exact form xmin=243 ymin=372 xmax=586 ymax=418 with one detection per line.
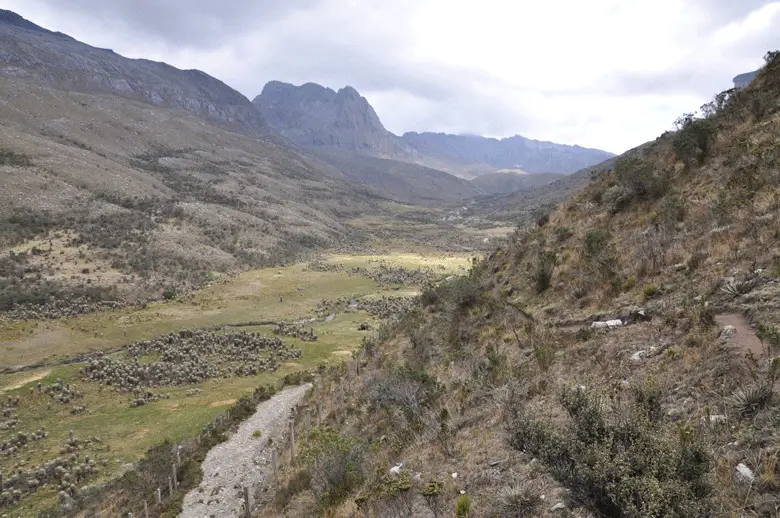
xmin=306 ymin=410 xmax=311 ymax=446
xmin=289 ymin=421 xmax=295 ymax=461
xmin=271 ymin=448 xmax=279 ymax=485
xmin=0 ymin=471 xmax=3 ymax=490
xmin=69 ymin=430 xmax=74 ymax=445
xmin=243 ymin=486 xmax=251 ymax=518
xmin=156 ymin=488 xmax=162 ymax=504
xmin=168 ymin=476 xmax=174 ymax=497
xmin=176 ymin=446 xmax=181 ymax=466
xmin=172 ymin=463 xmax=178 ymax=487
xmin=144 ymin=500 xmax=149 ymax=518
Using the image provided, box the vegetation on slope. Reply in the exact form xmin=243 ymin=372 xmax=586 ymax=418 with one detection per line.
xmin=263 ymin=51 xmax=780 ymax=518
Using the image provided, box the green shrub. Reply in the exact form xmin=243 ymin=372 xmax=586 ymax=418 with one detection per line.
xmin=583 ymin=230 xmax=610 ymax=260
xmin=672 ymin=113 xmax=717 ymax=168
xmin=553 ymin=226 xmax=573 ymax=242
xmin=533 ymin=250 xmax=557 ymax=293
xmin=302 ymin=429 xmax=366 ymax=509
xmin=642 ymin=284 xmax=658 ymax=300
xmin=455 ymin=494 xmax=472 ymax=517
xmin=602 ymin=185 xmax=633 ymax=214
xmin=623 ymin=275 xmax=636 ymax=292
xmin=0 ymin=149 xmax=33 ymax=167
xmin=509 ymin=387 xmax=713 ymax=518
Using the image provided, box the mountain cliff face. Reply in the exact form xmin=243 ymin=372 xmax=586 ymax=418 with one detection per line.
xmin=0 ymin=9 xmax=267 ymax=136
xmin=734 ymin=70 xmax=759 ymax=89
xmin=401 ymin=131 xmax=616 ymax=174
xmin=253 ymin=81 xmax=409 ymax=155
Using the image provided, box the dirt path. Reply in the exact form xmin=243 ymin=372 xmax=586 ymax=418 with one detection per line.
xmin=715 ymin=313 xmax=765 ymax=358
xmin=179 ymin=383 xmax=312 ymax=518
xmin=0 ymin=369 xmax=51 ymax=393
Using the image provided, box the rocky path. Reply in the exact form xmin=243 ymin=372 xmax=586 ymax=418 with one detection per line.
xmin=179 ymin=383 xmax=312 ymax=518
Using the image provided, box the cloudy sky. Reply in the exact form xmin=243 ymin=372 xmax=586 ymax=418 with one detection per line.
xmin=4 ymin=0 xmax=779 ymax=153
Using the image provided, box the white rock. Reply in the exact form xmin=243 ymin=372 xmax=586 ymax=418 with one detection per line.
xmin=700 ymin=414 xmax=727 ymax=426
xmin=735 ymin=463 xmax=755 ymax=483
xmin=451 ymin=472 xmax=458 ymax=479
xmin=551 ymin=502 xmax=566 ymax=511
xmin=719 ymin=325 xmax=737 ymax=339
xmin=389 ymin=463 xmax=404 ymax=476
xmin=630 ymin=350 xmax=647 ymax=362
xmin=591 ymin=321 xmax=608 ymax=329
xmin=606 ymin=319 xmax=623 ymax=328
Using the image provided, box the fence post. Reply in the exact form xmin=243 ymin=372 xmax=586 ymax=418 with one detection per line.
xmin=289 ymin=420 xmax=296 ymax=462
xmin=271 ymin=448 xmax=279 ymax=485
xmin=156 ymin=488 xmax=162 ymax=504
xmin=306 ymin=410 xmax=311 ymax=446
xmin=144 ymin=500 xmax=149 ymax=518
xmin=243 ymin=486 xmax=251 ymax=518
xmin=168 ymin=476 xmax=174 ymax=497
xmin=176 ymin=445 xmax=181 ymax=466
xmin=172 ymin=463 xmax=178 ymax=487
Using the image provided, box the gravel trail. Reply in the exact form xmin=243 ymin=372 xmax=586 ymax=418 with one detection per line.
xmin=179 ymin=383 xmax=312 ymax=518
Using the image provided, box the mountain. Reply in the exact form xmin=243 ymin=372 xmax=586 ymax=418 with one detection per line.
xmin=253 ymin=81 xmax=614 ymax=179
xmin=734 ymin=69 xmax=759 ymax=88
xmin=470 ymin=169 xmax=564 ymax=195
xmin=401 ymin=131 xmax=616 ymax=174
xmin=266 ymin=51 xmax=780 ymax=518
xmin=253 ymin=81 xmax=403 ymax=154
xmin=0 ymin=9 xmax=267 ymax=136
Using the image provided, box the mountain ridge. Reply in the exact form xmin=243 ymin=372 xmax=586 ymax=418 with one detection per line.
xmin=253 ymin=80 xmax=616 ymax=178
xmin=0 ymin=9 xmax=268 ymax=137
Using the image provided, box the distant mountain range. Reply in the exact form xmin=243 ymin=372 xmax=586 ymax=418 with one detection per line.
xmin=253 ymin=81 xmax=615 ymax=178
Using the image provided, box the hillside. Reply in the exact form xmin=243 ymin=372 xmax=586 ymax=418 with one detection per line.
xmin=262 ymin=51 xmax=780 ymax=518
xmin=401 ymin=131 xmax=616 ymax=174
xmin=0 ymin=10 xmax=268 ymax=137
xmin=470 ymin=170 xmax=564 ymax=195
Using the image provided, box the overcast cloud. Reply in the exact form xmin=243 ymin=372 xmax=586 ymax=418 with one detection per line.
xmin=4 ymin=0 xmax=779 ymax=153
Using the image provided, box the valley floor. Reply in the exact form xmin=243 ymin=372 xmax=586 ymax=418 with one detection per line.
xmin=0 ymin=251 xmax=474 ymax=517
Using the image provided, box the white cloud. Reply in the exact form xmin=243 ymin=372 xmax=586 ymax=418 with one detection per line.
xmin=3 ymin=0 xmax=778 ymax=154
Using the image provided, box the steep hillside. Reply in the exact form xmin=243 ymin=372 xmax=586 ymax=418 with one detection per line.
xmin=263 ymin=52 xmax=780 ymax=518
xmin=401 ymin=131 xmax=616 ymax=174
xmin=470 ymin=170 xmax=564 ymax=195
xmin=0 ymin=10 xmax=267 ymax=136
xmin=0 ymin=76 xmax=387 ymax=313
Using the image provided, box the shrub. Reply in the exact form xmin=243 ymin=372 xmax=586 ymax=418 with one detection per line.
xmin=497 ymin=481 xmax=542 ymax=517
xmin=642 ymin=284 xmax=658 ymax=300
xmin=730 ymin=384 xmax=773 ymax=417
xmin=602 ymin=185 xmax=633 ymax=215
xmin=553 ymin=226 xmax=573 ymax=242
xmin=455 ymin=494 xmax=472 ymax=517
xmin=672 ymin=113 xmax=717 ymax=168
xmin=508 ymin=387 xmax=713 ymax=518
xmin=623 ymin=275 xmax=636 ymax=292
xmin=533 ymin=250 xmax=557 ymax=293
xmin=583 ymin=230 xmax=610 ymax=260
xmin=302 ymin=430 xmax=366 ymax=509
xmin=0 ymin=149 xmax=33 ymax=167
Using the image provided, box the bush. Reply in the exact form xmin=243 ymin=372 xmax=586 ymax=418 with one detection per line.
xmin=0 ymin=149 xmax=33 ymax=167
xmin=509 ymin=387 xmax=713 ymax=518
xmin=497 ymin=481 xmax=542 ymax=517
xmin=533 ymin=250 xmax=557 ymax=293
xmin=554 ymin=226 xmax=572 ymax=242
xmin=642 ymin=284 xmax=658 ymax=300
xmin=584 ymin=230 xmax=611 ymax=260
xmin=672 ymin=113 xmax=717 ymax=168
xmin=302 ymin=430 xmax=366 ymax=509
xmin=456 ymin=494 xmax=472 ymax=517
xmin=602 ymin=185 xmax=633 ymax=215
